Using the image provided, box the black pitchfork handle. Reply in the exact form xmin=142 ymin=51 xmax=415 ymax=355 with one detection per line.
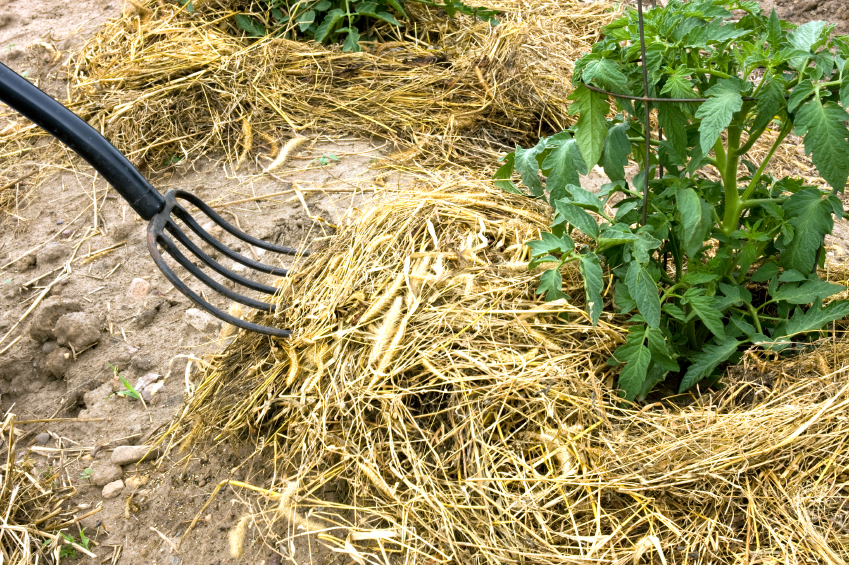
xmin=0 ymin=62 xmax=165 ymax=220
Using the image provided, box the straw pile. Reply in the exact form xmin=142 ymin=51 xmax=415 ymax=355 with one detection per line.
xmin=0 ymin=414 xmax=85 ymax=563
xmin=0 ymin=0 xmax=617 ymax=174
xmin=160 ymin=174 xmax=849 ymax=564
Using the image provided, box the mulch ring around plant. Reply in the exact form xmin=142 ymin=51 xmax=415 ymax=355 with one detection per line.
xmin=157 ymin=171 xmax=849 ymax=564
xmin=0 ymin=0 xmax=620 ymax=176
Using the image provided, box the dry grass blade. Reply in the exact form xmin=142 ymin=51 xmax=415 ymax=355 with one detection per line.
xmin=0 ymin=414 xmax=82 ymax=564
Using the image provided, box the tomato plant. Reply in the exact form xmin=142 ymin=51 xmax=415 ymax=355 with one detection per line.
xmin=233 ymin=0 xmax=499 ymax=51
xmin=496 ymin=0 xmax=849 ymax=400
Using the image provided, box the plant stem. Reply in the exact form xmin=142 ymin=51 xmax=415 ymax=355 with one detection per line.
xmin=740 ymin=120 xmax=791 ymax=202
xmin=739 ymin=196 xmax=787 ymax=210
xmin=745 ymin=301 xmax=763 ymax=334
xmin=721 ymin=127 xmax=742 ymax=236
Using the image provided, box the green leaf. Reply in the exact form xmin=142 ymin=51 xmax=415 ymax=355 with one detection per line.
xmin=663 ymin=302 xmax=687 ymax=321
xmin=554 ymin=201 xmax=599 ymax=239
xmin=841 ymin=69 xmax=849 ymax=109
xmin=569 ymin=85 xmax=608 ymax=171
xmin=682 ymin=289 xmax=726 ymax=340
xmin=693 ymin=79 xmax=744 ymax=167
xmin=297 ymin=9 xmax=316 ymax=31
xmin=788 ymin=80 xmax=815 ymax=113
xmin=615 ymin=328 xmax=652 ymax=401
xmin=542 ymin=140 xmax=587 ymax=192
xmin=625 ymin=262 xmax=661 ymax=328
xmin=646 ymin=327 xmax=679 ymax=372
xmin=343 ymin=28 xmax=361 ymax=52
xmin=384 ymin=0 xmax=407 ymax=18
xmin=788 ymin=20 xmax=831 ymax=52
xmin=493 ymin=152 xmax=520 ymax=194
xmin=601 ymin=122 xmax=631 ymax=181
xmin=681 ymin=272 xmax=718 ymax=284
xmin=678 ymin=338 xmax=740 ymax=392
xmin=566 ymin=184 xmax=604 ymax=212
xmin=729 ymin=315 xmax=756 ymax=338
xmin=778 ymin=269 xmax=807 ymax=282
xmin=784 ymin=299 xmax=849 ymax=337
xmin=579 ymin=252 xmax=604 ymax=326
xmin=751 ymin=78 xmax=786 ymax=132
xmin=514 ymin=141 xmax=546 ymax=197
xmin=772 ymin=279 xmax=845 ymax=304
xmin=597 ymin=225 xmax=639 ymax=252
xmin=778 ymin=188 xmax=835 ymax=274
xmin=767 ymin=9 xmax=782 ymax=51
xmin=658 ymin=103 xmax=689 ymax=163
xmin=236 ymin=14 xmax=266 ymax=37
xmin=676 ymin=187 xmax=712 ymax=258
xmin=660 ymin=67 xmax=700 ymax=101
xmin=537 ymin=268 xmax=566 ymax=302
xmin=794 ymin=97 xmax=849 ymax=192
xmin=582 ymin=59 xmax=629 ymax=94
xmin=314 ymin=9 xmax=345 ymax=42
xmin=752 ymin=262 xmax=780 ymax=282
xmin=614 ymin=279 xmax=637 ymax=314
xmin=356 ymin=3 xmax=402 ymax=26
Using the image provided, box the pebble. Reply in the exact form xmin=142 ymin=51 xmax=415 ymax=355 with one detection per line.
xmin=184 ymin=308 xmax=221 ymax=334
xmin=111 ymin=445 xmax=160 ymax=466
xmin=124 ymin=475 xmax=149 ymax=490
xmin=91 ymin=462 xmax=124 ymax=486
xmin=54 ymin=312 xmax=101 ymax=351
xmin=102 ymin=479 xmax=124 ymax=499
xmin=41 ymin=340 xmax=59 ymax=355
xmin=134 ymin=373 xmax=160 ymax=391
xmin=127 ymin=278 xmax=151 ymax=301
xmin=44 ymin=347 xmax=72 ymax=377
xmin=34 ymin=432 xmax=51 ymax=446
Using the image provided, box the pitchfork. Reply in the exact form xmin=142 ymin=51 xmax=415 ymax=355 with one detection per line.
xmin=0 ymin=62 xmax=306 ymax=337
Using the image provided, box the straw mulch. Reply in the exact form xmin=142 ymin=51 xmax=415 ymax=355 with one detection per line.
xmin=0 ymin=414 xmax=87 ymax=563
xmin=0 ymin=0 xmax=617 ymax=174
xmin=159 ymin=174 xmax=849 ymax=564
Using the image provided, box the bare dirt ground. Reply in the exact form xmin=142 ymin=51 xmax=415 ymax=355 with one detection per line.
xmin=0 ymin=0 xmax=847 ymax=564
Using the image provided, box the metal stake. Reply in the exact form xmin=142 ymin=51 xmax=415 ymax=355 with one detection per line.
xmin=637 ymin=0 xmax=651 ymax=226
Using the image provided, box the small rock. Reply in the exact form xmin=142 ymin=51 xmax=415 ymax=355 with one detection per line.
xmin=44 ymin=347 xmax=72 ymax=377
xmin=184 ymin=308 xmax=221 ymax=334
xmin=36 ymin=242 xmax=71 ymax=266
xmin=136 ymin=306 xmax=158 ymax=328
xmin=102 ymin=479 xmax=124 ymax=499
xmin=127 ymin=278 xmax=150 ymax=301
xmin=54 ymin=312 xmax=100 ymax=351
xmin=141 ymin=389 xmax=152 ymax=404
xmin=134 ymin=373 xmax=160 ymax=391
xmin=130 ymin=352 xmax=156 ymax=372
xmin=111 ymin=445 xmax=159 ymax=467
xmin=41 ymin=340 xmax=59 ymax=355
xmin=145 ymin=381 xmax=164 ymax=398
xmin=91 ymin=462 xmax=123 ymax=486
xmin=29 ymin=298 xmax=82 ymax=341
xmin=34 ymin=432 xmax=51 ymax=446
xmin=124 ymin=474 xmax=149 ymax=490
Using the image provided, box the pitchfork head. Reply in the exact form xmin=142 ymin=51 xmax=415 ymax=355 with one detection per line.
xmin=147 ymin=190 xmax=308 ymax=337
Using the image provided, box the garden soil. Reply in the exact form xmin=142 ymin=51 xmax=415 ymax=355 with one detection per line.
xmin=1 ymin=1 xmax=848 ymax=564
